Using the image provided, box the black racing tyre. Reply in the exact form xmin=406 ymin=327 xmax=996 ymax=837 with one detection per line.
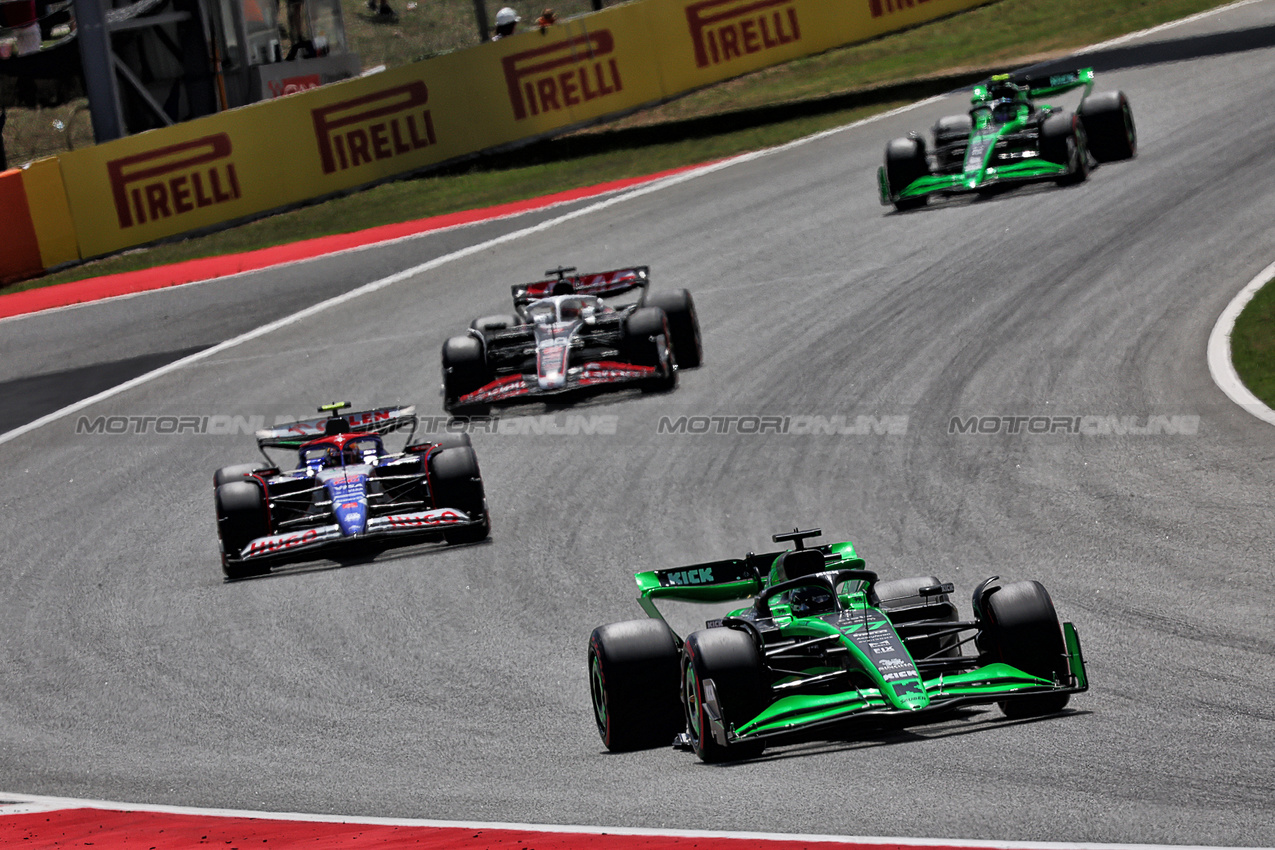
xmin=979 ymin=580 xmax=1070 ymax=717
xmin=216 ymin=481 xmax=270 ymax=580
xmin=441 ymin=336 xmax=489 ymax=411
xmin=213 ymin=463 xmax=260 ymax=488
xmin=932 ymin=114 xmax=971 ymax=145
xmin=884 ymin=135 xmax=929 ymax=211
xmin=682 ymin=627 xmax=767 ymax=762
xmin=1079 ymin=90 xmax=1136 ymax=163
xmin=622 ymin=307 xmax=677 ymax=391
xmin=644 ymin=289 xmax=702 ymax=369
xmin=470 ymin=314 xmax=522 ymax=332
xmin=428 ymin=446 xmax=490 ymax=545
xmin=1040 ymin=112 xmax=1089 ymax=185
xmin=875 ymin=575 xmax=961 ymax=659
xmin=588 ymin=619 xmax=684 ymax=752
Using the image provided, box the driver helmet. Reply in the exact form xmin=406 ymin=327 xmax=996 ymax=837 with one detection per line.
xmin=325 ymin=446 xmax=343 ymax=467
xmin=559 ymin=299 xmax=582 ymax=321
xmin=789 ymin=585 xmax=836 ymax=617
xmin=991 ymin=98 xmax=1023 ymax=123
xmin=344 ymin=443 xmax=364 ymax=465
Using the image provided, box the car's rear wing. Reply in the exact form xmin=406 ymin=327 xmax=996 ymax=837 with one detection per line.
xmin=512 ymin=266 xmax=650 ymax=307
xmin=635 ymin=557 xmax=764 ymax=618
xmin=972 ymin=68 xmax=1095 ymax=104
xmin=255 ymin=403 xmax=417 ymax=449
xmin=1015 ymin=67 xmax=1094 ymax=99
xmin=634 ymin=542 xmax=866 ymax=619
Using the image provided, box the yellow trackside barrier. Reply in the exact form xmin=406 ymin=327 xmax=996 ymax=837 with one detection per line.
xmin=647 ymin=0 xmax=998 ymax=93
xmin=23 ymin=0 xmax=995 ymax=266
xmin=21 ymin=157 xmax=80 ymax=268
xmin=0 ymin=168 xmax=43 ymax=284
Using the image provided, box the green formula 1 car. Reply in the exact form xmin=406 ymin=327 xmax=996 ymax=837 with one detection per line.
xmin=878 ymin=67 xmax=1135 ymax=211
xmin=587 ymin=528 xmax=1087 ymax=762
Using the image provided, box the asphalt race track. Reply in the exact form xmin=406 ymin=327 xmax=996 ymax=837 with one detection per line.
xmin=3 ymin=2 xmax=1275 ymax=846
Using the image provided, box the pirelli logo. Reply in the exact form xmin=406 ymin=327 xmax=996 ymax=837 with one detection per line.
xmin=686 ymin=0 xmax=800 ymax=69
xmin=106 ymin=134 xmax=241 ymax=230
xmin=312 ymin=82 xmax=438 ymax=175
xmin=868 ymin=0 xmax=934 ymax=18
xmin=502 ymin=31 xmax=622 ymax=121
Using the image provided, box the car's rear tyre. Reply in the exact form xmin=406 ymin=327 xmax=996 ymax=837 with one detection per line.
xmin=428 ymin=446 xmax=490 ymax=545
xmin=978 ymin=580 xmax=1070 ymax=717
xmin=932 ymin=114 xmax=971 ymax=146
xmin=884 ymin=135 xmax=929 ymax=211
xmin=588 ymin=619 xmax=684 ymax=752
xmin=1079 ymin=91 xmax=1136 ymax=162
xmin=644 ymin=289 xmax=702 ymax=369
xmin=216 ymin=481 xmax=271 ymax=580
xmin=442 ymin=336 xmax=490 ymax=413
xmin=470 ymin=314 xmax=522 ymax=332
xmin=682 ymin=627 xmax=766 ymax=763
xmin=875 ymin=575 xmax=961 ymax=659
xmin=1041 ymin=112 xmax=1088 ymax=186
xmin=213 ymin=463 xmax=264 ymax=488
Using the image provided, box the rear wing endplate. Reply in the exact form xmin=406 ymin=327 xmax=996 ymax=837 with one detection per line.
xmin=255 ymin=404 xmax=417 ymax=449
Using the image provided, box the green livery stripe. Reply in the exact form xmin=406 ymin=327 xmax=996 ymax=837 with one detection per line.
xmin=737 ymin=690 xmax=890 ymax=736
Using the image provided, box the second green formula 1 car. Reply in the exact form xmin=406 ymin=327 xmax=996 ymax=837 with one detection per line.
xmin=878 ymin=67 xmax=1135 ymax=211
xmin=588 ymin=528 xmax=1087 ymax=762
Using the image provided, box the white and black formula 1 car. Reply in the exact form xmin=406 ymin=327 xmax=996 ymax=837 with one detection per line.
xmin=212 ymin=402 xmax=489 ymax=579
xmin=441 ymin=266 xmax=702 ymax=414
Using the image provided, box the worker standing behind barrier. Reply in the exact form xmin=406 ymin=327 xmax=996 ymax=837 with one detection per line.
xmin=491 ymin=6 xmax=519 ymax=39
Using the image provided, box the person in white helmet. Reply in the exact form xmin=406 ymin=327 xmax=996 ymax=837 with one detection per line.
xmin=491 ymin=6 xmax=520 ymax=39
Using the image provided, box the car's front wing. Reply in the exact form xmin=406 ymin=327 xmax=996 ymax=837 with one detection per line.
xmin=232 ymin=507 xmax=480 ymax=562
xmin=879 ymin=159 xmax=1071 ymax=205
xmin=454 ymin=361 xmax=661 ymax=410
xmin=702 ymin=623 xmax=1087 ymax=747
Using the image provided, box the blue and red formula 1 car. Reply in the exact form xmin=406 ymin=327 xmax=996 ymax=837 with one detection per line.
xmin=212 ymin=402 xmax=489 ymax=579
xmin=441 ymin=266 xmax=702 ymax=414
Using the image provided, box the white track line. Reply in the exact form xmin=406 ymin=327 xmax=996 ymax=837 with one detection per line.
xmin=1207 ymin=260 xmax=1275 ymax=426
xmin=0 ymin=793 xmax=1270 ymax=850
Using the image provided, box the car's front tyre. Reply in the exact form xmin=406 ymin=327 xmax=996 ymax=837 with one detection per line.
xmin=682 ymin=627 xmax=766 ymax=762
xmin=1041 ymin=113 xmax=1089 ymax=186
xmin=644 ymin=289 xmax=702 ymax=369
xmin=427 ymin=446 xmax=490 ymax=545
xmin=441 ymin=335 xmax=490 ymax=414
xmin=977 ymin=580 xmax=1071 ymax=718
xmin=588 ymin=619 xmax=684 ymax=752
xmin=884 ymin=135 xmax=930 ymax=211
xmin=216 ymin=481 xmax=271 ymax=580
xmin=622 ymin=307 xmax=677 ymax=392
